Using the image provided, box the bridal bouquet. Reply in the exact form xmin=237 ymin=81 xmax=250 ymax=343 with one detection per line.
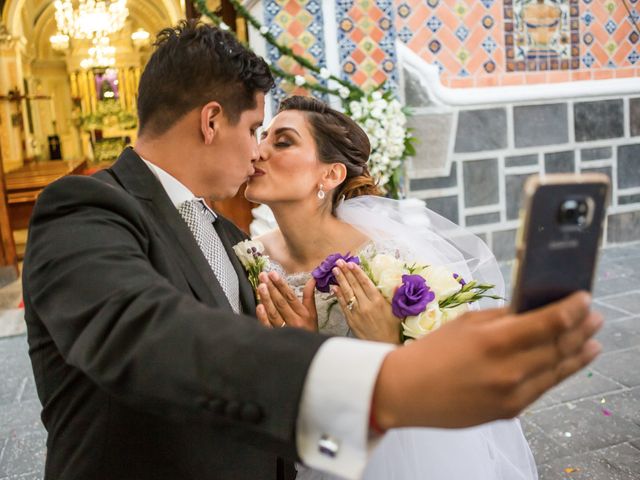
xmin=312 ymin=251 xmax=501 ymax=344
xmin=232 ymin=240 xmax=270 ymax=293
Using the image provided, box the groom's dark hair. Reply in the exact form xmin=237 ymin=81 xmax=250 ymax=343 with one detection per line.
xmin=137 ymin=20 xmax=274 ymax=137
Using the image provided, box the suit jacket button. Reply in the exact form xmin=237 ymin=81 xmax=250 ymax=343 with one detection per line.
xmin=225 ymin=400 xmax=241 ymax=419
xmin=240 ymin=403 xmax=263 ymax=423
xmin=208 ymin=398 xmax=226 ymax=414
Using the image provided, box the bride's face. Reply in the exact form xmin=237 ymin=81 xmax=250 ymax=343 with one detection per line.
xmin=245 ymin=110 xmax=327 ymax=205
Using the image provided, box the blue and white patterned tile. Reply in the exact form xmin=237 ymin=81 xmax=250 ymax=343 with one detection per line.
xmin=426 ymin=15 xmax=443 ymax=33
xmin=604 ymin=19 xmax=618 ymax=35
xmin=455 ymin=25 xmax=470 ymax=42
xmin=482 ymin=36 xmax=498 ymax=54
xmin=583 ymin=51 xmax=595 ymax=68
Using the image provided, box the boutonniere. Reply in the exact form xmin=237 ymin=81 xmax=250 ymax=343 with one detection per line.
xmin=232 ymin=240 xmax=270 ymax=292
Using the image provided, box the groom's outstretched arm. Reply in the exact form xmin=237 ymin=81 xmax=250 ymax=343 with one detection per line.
xmin=263 ymin=277 xmax=601 ymax=477
xmin=372 ymin=291 xmax=602 ymax=430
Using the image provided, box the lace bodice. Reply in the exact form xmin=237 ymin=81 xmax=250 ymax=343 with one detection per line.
xmin=266 ymin=241 xmax=398 ymax=337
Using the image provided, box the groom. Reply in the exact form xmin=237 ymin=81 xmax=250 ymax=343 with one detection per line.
xmin=23 ymin=21 xmax=602 ymax=480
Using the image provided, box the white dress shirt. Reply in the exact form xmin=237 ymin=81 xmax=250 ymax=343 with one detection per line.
xmin=142 ymin=159 xmax=395 ymax=479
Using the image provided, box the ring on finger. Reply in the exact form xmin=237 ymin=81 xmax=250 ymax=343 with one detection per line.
xmin=280 ymin=321 xmax=286 ymax=328
xmin=346 ymin=296 xmax=357 ymax=311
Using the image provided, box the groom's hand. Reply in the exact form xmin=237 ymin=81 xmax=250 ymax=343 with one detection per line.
xmin=372 ymin=291 xmax=603 ymax=430
xmin=256 ymin=271 xmax=318 ymax=331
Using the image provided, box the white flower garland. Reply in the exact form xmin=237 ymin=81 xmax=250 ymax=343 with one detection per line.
xmin=346 ymin=90 xmax=412 ymax=195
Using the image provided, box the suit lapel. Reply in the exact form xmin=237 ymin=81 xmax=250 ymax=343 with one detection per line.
xmin=214 ymin=220 xmax=256 ymax=316
xmin=107 ymin=148 xmax=232 ymax=310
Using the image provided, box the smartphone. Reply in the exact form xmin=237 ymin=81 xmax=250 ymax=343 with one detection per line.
xmin=510 ymin=173 xmax=610 ymax=313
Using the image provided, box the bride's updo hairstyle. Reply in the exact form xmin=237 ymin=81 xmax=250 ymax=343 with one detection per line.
xmin=278 ymin=96 xmax=381 ymax=211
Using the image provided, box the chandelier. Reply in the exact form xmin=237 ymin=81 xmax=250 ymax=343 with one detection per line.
xmin=131 ymin=28 xmax=150 ymax=49
xmin=49 ymin=32 xmax=70 ymax=51
xmin=80 ymin=36 xmax=116 ymax=69
xmin=54 ymin=0 xmax=129 ymax=40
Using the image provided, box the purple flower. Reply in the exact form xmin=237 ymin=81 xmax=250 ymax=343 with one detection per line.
xmin=392 ymin=274 xmax=435 ymax=318
xmin=453 ymin=273 xmax=467 ymax=286
xmin=312 ymin=253 xmax=360 ymax=293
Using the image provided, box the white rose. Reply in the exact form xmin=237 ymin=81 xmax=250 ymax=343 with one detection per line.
xmin=402 ymin=303 xmax=443 ymax=340
xmin=371 ymin=107 xmax=384 ymax=119
xmin=259 ymin=26 xmax=269 ymax=35
xmin=364 ymin=118 xmax=377 ymax=130
xmin=374 ymin=98 xmax=388 ymax=110
xmin=441 ymin=302 xmax=470 ymax=323
xmin=319 ymin=67 xmax=331 ymax=79
xmin=338 ymin=86 xmax=350 ymax=99
xmin=389 ymin=145 xmax=404 ymax=158
xmin=294 ymin=75 xmax=306 ymax=86
xmin=369 ymin=254 xmax=404 ymax=299
xmin=390 ymin=125 xmax=404 ymax=138
xmin=219 ymin=22 xmax=230 ymax=31
xmin=372 ymin=90 xmax=383 ymax=101
xmin=422 ymin=266 xmax=463 ymax=299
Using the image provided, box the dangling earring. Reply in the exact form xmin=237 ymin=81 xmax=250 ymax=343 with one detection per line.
xmin=317 ymin=184 xmax=325 ymax=200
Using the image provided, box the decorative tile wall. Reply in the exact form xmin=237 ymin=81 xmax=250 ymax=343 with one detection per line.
xmin=395 ymin=0 xmax=640 ymax=88
xmin=263 ymin=0 xmax=328 ymax=105
xmin=335 ymin=0 xmax=400 ymax=90
xmin=505 ymin=0 xmax=580 ymax=72
xmin=264 ymin=1 xmax=400 ymax=95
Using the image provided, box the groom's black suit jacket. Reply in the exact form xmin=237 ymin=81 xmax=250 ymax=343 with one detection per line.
xmin=23 ymin=148 xmax=326 ymax=479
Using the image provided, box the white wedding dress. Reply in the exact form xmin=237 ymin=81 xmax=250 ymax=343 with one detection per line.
xmin=265 ymin=196 xmax=538 ymax=480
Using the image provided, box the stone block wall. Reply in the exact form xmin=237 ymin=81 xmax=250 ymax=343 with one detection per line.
xmin=406 ymin=95 xmax=640 ymax=261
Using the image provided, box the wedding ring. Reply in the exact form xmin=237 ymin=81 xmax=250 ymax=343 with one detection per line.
xmin=346 ymin=296 xmax=357 ymax=311
xmin=280 ymin=321 xmax=286 ymax=328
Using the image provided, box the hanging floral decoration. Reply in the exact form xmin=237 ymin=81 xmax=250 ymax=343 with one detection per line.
xmin=194 ymin=0 xmax=415 ymax=199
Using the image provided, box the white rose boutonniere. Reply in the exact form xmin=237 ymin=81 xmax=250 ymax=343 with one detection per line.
xmin=233 ymin=240 xmax=270 ymax=293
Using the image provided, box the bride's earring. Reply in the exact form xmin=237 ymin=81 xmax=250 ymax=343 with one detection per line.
xmin=317 ymin=184 xmax=326 ymax=200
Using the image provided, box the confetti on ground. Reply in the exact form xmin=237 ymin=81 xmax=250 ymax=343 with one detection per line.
xmin=566 ymin=402 xmax=577 ymax=410
xmin=601 ymin=408 xmax=612 ymax=416
xmin=564 ymin=431 xmax=573 ymax=437
xmin=600 ymin=398 xmax=606 ymax=404
xmin=564 ymin=467 xmax=578 ymax=473
xmin=587 ymin=372 xmax=593 ymax=378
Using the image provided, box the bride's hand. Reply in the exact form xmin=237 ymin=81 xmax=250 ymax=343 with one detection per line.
xmin=256 ymin=271 xmax=318 ymax=332
xmin=332 ymin=260 xmax=402 ymax=344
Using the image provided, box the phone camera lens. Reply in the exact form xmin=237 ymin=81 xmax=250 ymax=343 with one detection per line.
xmin=559 ymin=200 xmax=578 ymax=224
xmin=558 ymin=198 xmax=590 ymax=227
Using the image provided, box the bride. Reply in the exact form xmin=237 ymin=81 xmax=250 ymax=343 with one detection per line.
xmin=244 ymin=95 xmax=538 ymax=479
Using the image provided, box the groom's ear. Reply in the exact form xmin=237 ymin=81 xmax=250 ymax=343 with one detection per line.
xmin=200 ymin=101 xmax=222 ymax=145
xmin=322 ymin=163 xmax=347 ymax=191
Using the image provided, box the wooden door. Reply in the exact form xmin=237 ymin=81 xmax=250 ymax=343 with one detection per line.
xmin=0 ymin=141 xmax=19 ymax=285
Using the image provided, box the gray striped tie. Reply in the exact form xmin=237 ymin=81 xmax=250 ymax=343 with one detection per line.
xmin=178 ymin=199 xmax=240 ymax=313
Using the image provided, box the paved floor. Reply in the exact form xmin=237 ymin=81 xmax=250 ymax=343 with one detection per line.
xmin=0 ymin=243 xmax=639 ymax=479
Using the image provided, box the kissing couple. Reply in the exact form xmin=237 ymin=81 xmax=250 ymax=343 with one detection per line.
xmin=23 ymin=20 xmax=603 ymax=480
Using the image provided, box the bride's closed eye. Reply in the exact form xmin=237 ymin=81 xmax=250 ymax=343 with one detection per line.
xmin=274 ymin=135 xmax=292 ymax=148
